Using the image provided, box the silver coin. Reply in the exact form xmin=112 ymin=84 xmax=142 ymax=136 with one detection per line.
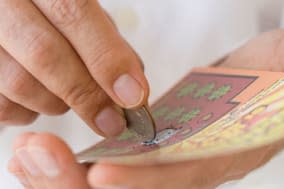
xmin=75 ymin=106 xmax=156 ymax=163
xmin=124 ymin=106 xmax=156 ymax=141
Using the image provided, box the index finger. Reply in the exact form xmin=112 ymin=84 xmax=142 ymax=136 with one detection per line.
xmin=32 ymin=0 xmax=150 ymax=108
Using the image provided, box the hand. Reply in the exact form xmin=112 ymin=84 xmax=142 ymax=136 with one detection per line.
xmin=0 ymin=0 xmax=148 ymax=136
xmin=7 ymin=132 xmax=284 ymax=189
xmin=8 ymin=30 xmax=284 ymax=189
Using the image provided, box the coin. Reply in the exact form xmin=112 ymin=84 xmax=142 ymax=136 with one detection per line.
xmin=124 ymin=105 xmax=156 ymax=141
xmin=75 ymin=105 xmax=157 ymax=163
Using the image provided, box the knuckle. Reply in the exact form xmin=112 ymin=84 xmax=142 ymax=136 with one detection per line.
xmin=26 ymin=31 xmax=59 ymax=73
xmin=50 ymin=0 xmax=89 ymax=26
xmin=88 ymin=45 xmax=128 ymax=74
xmin=5 ymin=70 xmax=33 ymax=97
xmin=26 ymin=31 xmax=53 ymax=63
xmin=63 ymin=80 xmax=104 ymax=108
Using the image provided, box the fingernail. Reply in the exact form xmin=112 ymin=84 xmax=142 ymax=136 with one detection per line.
xmin=114 ymin=74 xmax=144 ymax=107
xmin=14 ymin=173 xmax=31 ymax=187
xmin=28 ymin=147 xmax=60 ymax=178
xmin=95 ymin=107 xmax=126 ymax=136
xmin=16 ymin=148 xmax=40 ymax=176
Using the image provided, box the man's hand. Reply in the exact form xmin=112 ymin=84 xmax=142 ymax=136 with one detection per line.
xmin=0 ymin=0 xmax=149 ymax=136
xmin=8 ymin=30 xmax=284 ymax=189
xmin=7 ymin=132 xmax=284 ymax=189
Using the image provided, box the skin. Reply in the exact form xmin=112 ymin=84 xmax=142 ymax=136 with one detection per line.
xmin=7 ymin=30 xmax=284 ymax=189
xmin=0 ymin=0 xmax=149 ymax=136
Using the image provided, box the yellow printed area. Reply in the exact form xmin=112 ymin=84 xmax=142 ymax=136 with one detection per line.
xmin=160 ymin=80 xmax=284 ymax=158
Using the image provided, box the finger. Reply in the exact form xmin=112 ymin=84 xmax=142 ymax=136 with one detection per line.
xmin=0 ymin=94 xmax=38 ymax=126
xmin=8 ymin=156 xmax=33 ymax=189
xmin=0 ymin=1 xmax=125 ymax=136
xmin=15 ymin=133 xmax=91 ymax=189
xmin=88 ymin=157 xmax=231 ymax=189
xmin=11 ymin=132 xmax=50 ymax=189
xmin=0 ymin=46 xmax=68 ymax=115
xmin=33 ymin=0 xmax=149 ymax=108
xmin=220 ymin=30 xmax=284 ymax=71
xmin=225 ymin=139 xmax=284 ymax=180
xmin=88 ymin=140 xmax=284 ymax=189
xmin=8 ymin=133 xmax=36 ymax=189
xmin=12 ymin=132 xmax=36 ymax=152
xmin=224 ymin=146 xmax=272 ymax=179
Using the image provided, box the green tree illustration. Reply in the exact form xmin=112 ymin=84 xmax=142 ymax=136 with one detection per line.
xmin=176 ymin=83 xmax=198 ymax=98
xmin=165 ymin=107 xmax=185 ymax=121
xmin=193 ymin=83 xmax=215 ymax=98
xmin=208 ymin=85 xmax=231 ymax=101
xmin=153 ymin=106 xmax=169 ymax=118
xmin=178 ymin=108 xmax=201 ymax=124
xmin=117 ymin=130 xmax=134 ymax=141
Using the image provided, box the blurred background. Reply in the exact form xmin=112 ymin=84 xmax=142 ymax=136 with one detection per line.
xmin=1 ymin=0 xmax=284 ymax=188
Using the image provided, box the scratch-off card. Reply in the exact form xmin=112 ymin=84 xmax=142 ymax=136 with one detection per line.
xmin=78 ymin=67 xmax=284 ymax=165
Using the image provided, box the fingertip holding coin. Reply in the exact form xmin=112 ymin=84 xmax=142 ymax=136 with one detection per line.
xmin=76 ymin=105 xmax=157 ymax=163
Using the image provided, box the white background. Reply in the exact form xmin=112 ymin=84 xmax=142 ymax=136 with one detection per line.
xmin=1 ymin=0 xmax=284 ymax=188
